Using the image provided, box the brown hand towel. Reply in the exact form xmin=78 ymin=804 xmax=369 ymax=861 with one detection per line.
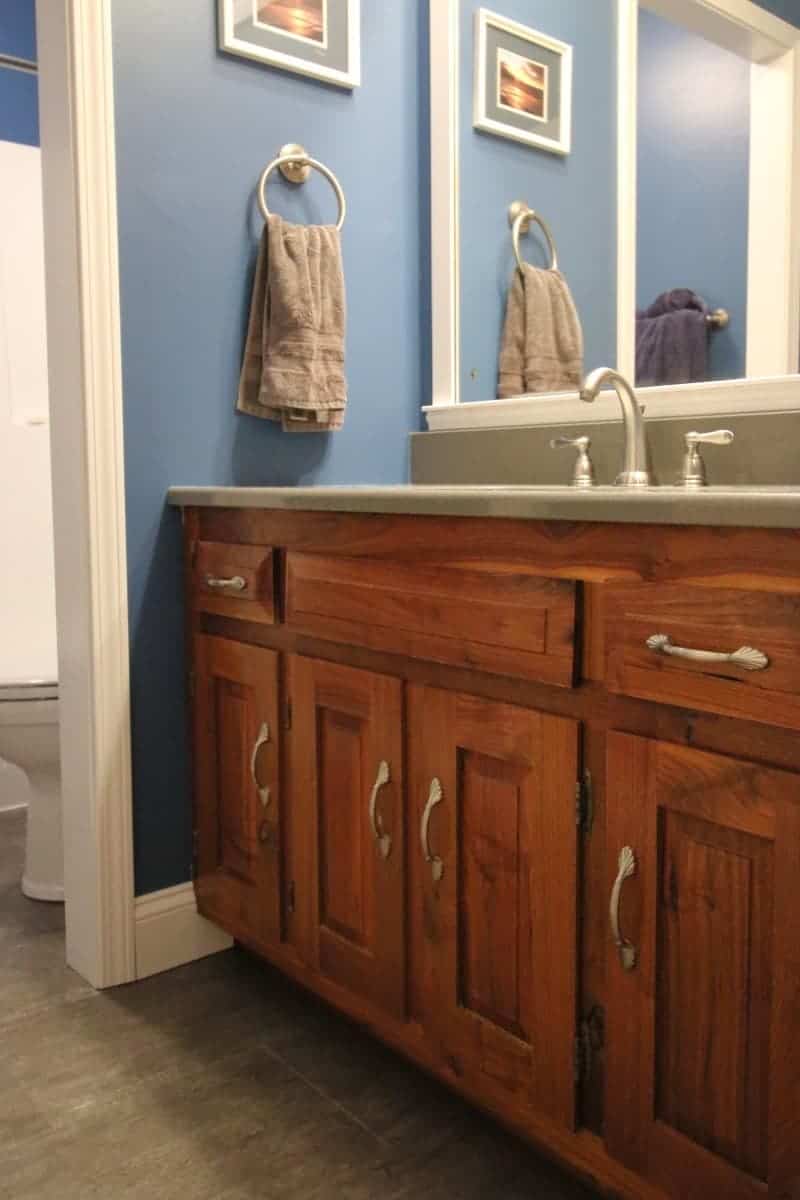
xmin=237 ymin=214 xmax=347 ymax=432
xmin=497 ymin=264 xmax=584 ymax=398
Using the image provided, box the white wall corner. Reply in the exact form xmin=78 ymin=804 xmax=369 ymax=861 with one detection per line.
xmin=38 ymin=0 xmax=136 ymax=988
xmin=134 ymin=883 xmax=232 ymax=981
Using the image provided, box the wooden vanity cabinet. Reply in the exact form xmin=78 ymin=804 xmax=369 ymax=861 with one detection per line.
xmin=183 ymin=507 xmax=800 ymax=1200
xmin=192 ymin=634 xmax=282 ymax=949
xmin=606 ymin=582 xmax=800 ymax=730
xmin=286 ymin=655 xmax=406 ymax=1021
xmin=408 ymin=686 xmax=580 ymax=1132
xmin=605 ymin=733 xmax=800 ymax=1200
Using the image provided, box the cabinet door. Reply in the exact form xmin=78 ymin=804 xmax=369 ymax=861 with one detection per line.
xmin=193 ymin=634 xmax=281 ymax=947
xmin=288 ymin=655 xmax=405 ymax=1020
xmin=606 ymin=733 xmax=800 ymax=1199
xmin=408 ymin=686 xmax=580 ymax=1131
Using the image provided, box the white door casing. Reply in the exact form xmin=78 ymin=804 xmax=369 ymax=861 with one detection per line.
xmin=37 ymin=0 xmax=136 ymax=987
xmin=37 ymin=0 xmax=232 ymax=986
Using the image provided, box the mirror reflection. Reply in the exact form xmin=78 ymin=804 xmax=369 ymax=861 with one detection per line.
xmin=636 ymin=7 xmax=748 ymax=386
xmin=458 ymin=0 xmax=617 ymax=404
xmin=453 ymin=0 xmax=800 ymax=406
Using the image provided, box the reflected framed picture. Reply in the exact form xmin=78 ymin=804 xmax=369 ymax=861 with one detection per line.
xmin=218 ymin=0 xmax=360 ymax=89
xmin=474 ymin=9 xmax=572 ymax=155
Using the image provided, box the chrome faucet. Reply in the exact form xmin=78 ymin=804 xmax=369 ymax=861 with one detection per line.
xmin=579 ymin=368 xmax=651 ymax=487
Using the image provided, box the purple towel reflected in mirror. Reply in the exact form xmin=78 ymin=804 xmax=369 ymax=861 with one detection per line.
xmin=636 ymin=289 xmax=710 ymax=387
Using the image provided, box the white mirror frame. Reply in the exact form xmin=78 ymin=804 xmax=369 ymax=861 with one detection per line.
xmin=426 ymin=0 xmax=800 ymax=433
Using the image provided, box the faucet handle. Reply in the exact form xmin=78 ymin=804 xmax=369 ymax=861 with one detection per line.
xmin=685 ymin=429 xmax=735 ymax=448
xmin=550 ymin=435 xmax=596 ymax=489
xmin=678 ymin=429 xmax=734 ymax=488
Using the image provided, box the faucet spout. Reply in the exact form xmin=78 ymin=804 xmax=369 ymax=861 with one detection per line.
xmin=580 ymin=367 xmax=651 ymax=487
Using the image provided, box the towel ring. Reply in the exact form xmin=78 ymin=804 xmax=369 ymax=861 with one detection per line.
xmin=258 ymin=142 xmax=346 ymax=231
xmin=509 ymin=201 xmax=559 ymax=273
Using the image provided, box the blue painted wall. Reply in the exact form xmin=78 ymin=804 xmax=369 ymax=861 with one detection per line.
xmin=754 ymin=0 xmax=800 ymax=24
xmin=112 ymin=0 xmax=428 ymax=895
xmin=637 ymin=9 xmax=750 ymax=382
xmin=112 ymin=0 xmax=798 ymax=894
xmin=0 ymin=0 xmax=38 ymax=147
xmin=458 ymin=0 xmax=617 ymax=403
xmin=0 ymin=0 xmax=36 ymax=59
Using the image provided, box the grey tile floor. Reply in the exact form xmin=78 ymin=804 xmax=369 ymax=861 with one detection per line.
xmin=1 ymin=808 xmax=597 ymax=1199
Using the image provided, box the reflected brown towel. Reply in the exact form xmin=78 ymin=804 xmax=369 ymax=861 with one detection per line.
xmin=237 ymin=214 xmax=347 ymax=432
xmin=497 ymin=265 xmax=583 ymax=398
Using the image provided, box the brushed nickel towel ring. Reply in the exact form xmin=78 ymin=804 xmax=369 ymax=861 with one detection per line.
xmin=258 ymin=142 xmax=346 ymax=230
xmin=509 ymin=200 xmax=559 ymax=273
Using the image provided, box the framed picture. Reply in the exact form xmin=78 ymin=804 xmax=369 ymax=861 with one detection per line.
xmin=474 ymin=9 xmax=572 ymax=155
xmin=218 ymin=0 xmax=360 ymax=90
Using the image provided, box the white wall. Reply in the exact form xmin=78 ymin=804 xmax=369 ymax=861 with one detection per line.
xmin=0 ymin=141 xmax=56 ymax=691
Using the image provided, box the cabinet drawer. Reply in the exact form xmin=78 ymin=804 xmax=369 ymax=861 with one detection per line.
xmin=606 ymin=583 xmax=800 ymax=729
xmin=193 ymin=541 xmax=276 ymax=624
xmin=285 ymin=553 xmax=576 ymax=686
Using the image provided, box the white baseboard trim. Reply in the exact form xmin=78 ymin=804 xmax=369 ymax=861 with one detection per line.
xmin=134 ymin=882 xmax=233 ymax=981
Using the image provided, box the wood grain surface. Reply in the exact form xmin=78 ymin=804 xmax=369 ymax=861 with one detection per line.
xmin=182 ymin=505 xmax=800 ymax=1200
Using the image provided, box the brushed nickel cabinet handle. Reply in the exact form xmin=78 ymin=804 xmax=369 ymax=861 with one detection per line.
xmin=646 ymin=633 xmax=769 ymax=672
xmin=250 ymin=722 xmax=271 ymax=810
xmin=205 ymin=575 xmax=247 ymax=592
xmin=421 ymin=777 xmax=444 ymax=883
xmin=369 ymin=760 xmax=392 ymax=860
xmin=610 ymin=846 xmax=637 ymax=971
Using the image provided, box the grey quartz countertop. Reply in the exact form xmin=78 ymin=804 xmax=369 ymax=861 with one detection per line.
xmin=167 ymin=484 xmax=800 ymax=528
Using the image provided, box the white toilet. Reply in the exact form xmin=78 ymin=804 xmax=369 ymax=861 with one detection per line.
xmin=0 ymin=679 xmax=62 ymax=901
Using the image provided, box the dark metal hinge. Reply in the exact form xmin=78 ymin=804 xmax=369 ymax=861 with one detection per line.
xmin=284 ymin=698 xmax=292 ymax=732
xmin=576 ymin=769 xmax=593 ymax=834
xmin=575 ymin=1006 xmax=605 ymax=1086
xmin=287 ymin=880 xmax=296 ymax=915
xmin=574 ymin=1034 xmax=586 ymax=1085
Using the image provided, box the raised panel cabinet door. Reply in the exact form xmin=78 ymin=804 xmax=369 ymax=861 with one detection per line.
xmin=408 ymin=685 xmax=580 ymax=1132
xmin=288 ymin=655 xmax=405 ymax=1021
xmin=192 ymin=634 xmax=281 ymax=948
xmin=605 ymin=733 xmax=800 ymax=1200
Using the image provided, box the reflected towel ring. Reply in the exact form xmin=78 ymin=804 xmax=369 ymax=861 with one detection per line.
xmin=509 ymin=201 xmax=559 ymax=273
xmin=258 ymin=142 xmax=346 ymax=231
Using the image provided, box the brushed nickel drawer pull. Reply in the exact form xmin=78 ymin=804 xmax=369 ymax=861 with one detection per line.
xmin=369 ymin=760 xmax=392 ymax=860
xmin=205 ymin=575 xmax=247 ymax=592
xmin=421 ymin=777 xmax=444 ymax=883
xmin=610 ymin=846 xmax=637 ymax=971
xmin=250 ymin=722 xmax=271 ymax=810
xmin=646 ymin=633 xmax=769 ymax=672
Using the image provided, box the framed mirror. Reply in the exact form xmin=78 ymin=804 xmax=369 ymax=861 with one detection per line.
xmin=427 ymin=0 xmax=800 ymax=431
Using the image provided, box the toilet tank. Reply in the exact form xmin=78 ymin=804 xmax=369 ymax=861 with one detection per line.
xmin=0 ymin=139 xmax=57 ymax=685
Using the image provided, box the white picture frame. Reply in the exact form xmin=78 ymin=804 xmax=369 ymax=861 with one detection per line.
xmin=219 ymin=0 xmax=361 ymax=90
xmin=473 ymin=9 xmax=572 ymax=156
